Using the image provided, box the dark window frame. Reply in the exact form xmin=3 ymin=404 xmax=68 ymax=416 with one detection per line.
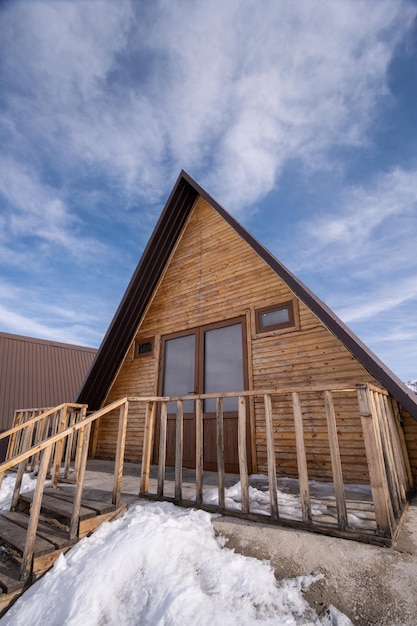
xmin=134 ymin=337 xmax=154 ymax=358
xmin=255 ymin=300 xmax=295 ymax=334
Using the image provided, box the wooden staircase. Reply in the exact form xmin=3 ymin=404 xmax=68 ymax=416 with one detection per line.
xmin=0 ymin=398 xmax=130 ymax=614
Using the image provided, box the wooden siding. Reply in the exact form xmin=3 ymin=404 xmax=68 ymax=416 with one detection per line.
xmin=402 ymin=408 xmax=417 ymax=484
xmin=95 ymin=198 xmax=394 ymax=483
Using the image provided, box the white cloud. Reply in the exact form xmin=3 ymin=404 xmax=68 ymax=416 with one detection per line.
xmin=297 ymin=167 xmax=417 ymax=278
xmin=336 ymin=274 xmax=417 ymax=323
xmin=1 ymin=0 xmax=415 ymax=212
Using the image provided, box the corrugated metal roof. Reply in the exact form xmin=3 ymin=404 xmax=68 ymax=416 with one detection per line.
xmin=0 ymin=332 xmax=96 ymax=431
xmin=76 ymin=170 xmax=417 ymax=420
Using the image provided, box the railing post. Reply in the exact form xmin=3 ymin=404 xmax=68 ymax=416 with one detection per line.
xmin=356 ymin=384 xmax=394 ymax=538
xmin=70 ymin=423 xmax=92 ymax=540
xmin=216 ymin=397 xmax=225 ymax=510
xmin=19 ymin=444 xmax=52 ymax=581
xmin=264 ymin=393 xmax=279 ymax=520
xmin=175 ymin=400 xmax=183 ymax=501
xmin=238 ymin=395 xmax=250 ymax=515
xmin=52 ymin=406 xmax=68 ymax=488
xmin=324 ymin=390 xmax=348 ymax=531
xmin=292 ymin=392 xmax=312 ymax=524
xmin=112 ymin=401 xmax=129 ymax=507
xmin=11 ymin=423 xmax=34 ymax=511
xmin=140 ymin=402 xmax=156 ymax=495
xmin=157 ymin=401 xmax=168 ymax=497
xmin=195 ymin=398 xmax=203 ymax=505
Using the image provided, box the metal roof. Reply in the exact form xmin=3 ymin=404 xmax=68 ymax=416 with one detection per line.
xmin=0 ymin=332 xmax=96 ymax=431
xmin=76 ymin=171 xmax=417 ymax=419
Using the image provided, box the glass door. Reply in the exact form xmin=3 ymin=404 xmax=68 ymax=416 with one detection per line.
xmin=157 ymin=317 xmax=249 ymax=472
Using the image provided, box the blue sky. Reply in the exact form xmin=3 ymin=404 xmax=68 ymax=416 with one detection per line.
xmin=0 ymin=0 xmax=416 ymax=382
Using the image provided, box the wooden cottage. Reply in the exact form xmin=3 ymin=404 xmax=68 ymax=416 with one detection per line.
xmin=76 ymin=170 xmax=417 ymax=543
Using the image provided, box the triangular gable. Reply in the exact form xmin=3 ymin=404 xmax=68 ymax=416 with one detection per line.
xmin=76 ymin=171 xmax=417 ymax=419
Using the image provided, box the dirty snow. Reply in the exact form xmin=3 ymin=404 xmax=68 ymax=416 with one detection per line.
xmin=0 ymin=499 xmax=352 ymax=626
xmin=198 ymin=475 xmax=374 ymax=530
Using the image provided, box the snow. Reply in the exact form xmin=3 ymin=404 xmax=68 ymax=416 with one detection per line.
xmin=406 ymin=379 xmax=417 ymax=394
xmin=0 ymin=499 xmax=353 ymax=626
xmin=196 ymin=475 xmax=374 ymax=530
xmin=0 ymin=472 xmax=48 ymax=512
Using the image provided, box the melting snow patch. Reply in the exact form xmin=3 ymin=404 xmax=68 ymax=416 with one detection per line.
xmin=0 ymin=500 xmax=353 ymax=625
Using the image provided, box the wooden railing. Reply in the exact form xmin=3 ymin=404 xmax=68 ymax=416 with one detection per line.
xmin=0 ymin=398 xmax=129 ymax=582
xmin=0 ymin=382 xmax=411 ymax=582
xmin=136 ymin=383 xmax=412 ymax=543
xmin=1 ymin=404 xmax=88 ymax=487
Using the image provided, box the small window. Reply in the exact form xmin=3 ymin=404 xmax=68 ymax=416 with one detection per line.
xmin=255 ymin=301 xmax=295 ymax=333
xmin=134 ymin=338 xmax=154 ymax=358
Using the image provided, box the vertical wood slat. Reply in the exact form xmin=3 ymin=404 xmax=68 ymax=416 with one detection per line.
xmin=175 ymin=400 xmax=183 ymax=501
xmin=238 ymin=395 xmax=250 ymax=515
xmin=216 ymin=397 xmax=225 ymax=510
xmin=157 ymin=402 xmax=168 ymax=497
xmin=324 ymin=390 xmax=348 ymax=531
xmin=30 ymin=412 xmax=48 ymax=474
xmin=390 ymin=397 xmax=413 ymax=490
xmin=382 ymin=395 xmax=408 ymax=503
xmin=357 ymin=384 xmax=394 ymax=538
xmin=264 ymin=393 xmax=278 ymax=520
xmin=195 ymin=398 xmax=203 ymax=506
xmin=112 ymin=401 xmax=129 ymax=507
xmin=372 ymin=392 xmax=401 ymax=516
xmin=19 ymin=444 xmax=52 ymax=581
xmin=63 ymin=409 xmax=77 ymax=479
xmin=11 ymin=423 xmax=34 ymax=511
xmin=70 ymin=423 xmax=92 ymax=540
xmin=140 ymin=402 xmax=156 ymax=495
xmin=52 ymin=406 xmax=68 ymax=488
xmin=292 ymin=392 xmax=312 ymax=524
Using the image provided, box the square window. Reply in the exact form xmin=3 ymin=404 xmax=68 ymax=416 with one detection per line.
xmin=134 ymin=338 xmax=154 ymax=358
xmin=255 ymin=301 xmax=295 ymax=333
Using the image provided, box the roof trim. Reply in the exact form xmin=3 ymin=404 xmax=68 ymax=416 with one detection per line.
xmin=76 ymin=171 xmax=417 ymax=419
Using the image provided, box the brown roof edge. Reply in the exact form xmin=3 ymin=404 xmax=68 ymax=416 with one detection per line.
xmin=76 ymin=172 xmax=199 ymax=407
xmin=77 ymin=171 xmax=417 ymax=420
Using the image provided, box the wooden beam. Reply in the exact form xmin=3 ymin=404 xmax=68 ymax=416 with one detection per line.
xmin=140 ymin=402 xmax=156 ymax=495
xmin=216 ymin=397 xmax=225 ymax=510
xmin=324 ymin=390 xmax=348 ymax=531
xmin=175 ymin=400 xmax=183 ymax=501
xmin=112 ymin=401 xmax=129 ymax=507
xmin=157 ymin=402 xmax=168 ymax=497
xmin=264 ymin=394 xmax=279 ymax=520
xmin=195 ymin=398 xmax=203 ymax=506
xmin=238 ymin=396 xmax=250 ymax=515
xmin=292 ymin=392 xmax=312 ymax=524
xmin=19 ymin=444 xmax=52 ymax=581
xmin=356 ymin=384 xmax=394 ymax=538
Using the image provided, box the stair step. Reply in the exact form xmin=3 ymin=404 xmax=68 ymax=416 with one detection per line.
xmin=0 ymin=552 xmax=24 ymax=594
xmin=43 ymin=487 xmax=116 ymax=515
xmin=0 ymin=515 xmax=54 ymax=558
xmin=18 ymin=493 xmax=97 ymax=522
xmin=2 ymin=511 xmax=74 ymax=550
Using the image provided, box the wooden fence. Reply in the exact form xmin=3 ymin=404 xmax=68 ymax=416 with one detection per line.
xmin=136 ymin=383 xmax=412 ymax=543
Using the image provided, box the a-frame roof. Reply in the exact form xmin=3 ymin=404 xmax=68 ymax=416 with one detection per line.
xmin=76 ymin=171 xmax=417 ymax=419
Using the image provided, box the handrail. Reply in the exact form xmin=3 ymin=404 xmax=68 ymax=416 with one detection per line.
xmin=0 ymin=396 xmax=130 ymax=583
xmin=0 ymin=397 xmax=128 ymax=473
xmin=127 ymin=383 xmax=389 ymax=403
xmin=0 ymin=403 xmax=88 ymax=441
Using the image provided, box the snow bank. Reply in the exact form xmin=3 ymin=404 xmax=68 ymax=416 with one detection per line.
xmin=1 ymin=501 xmax=352 ymax=625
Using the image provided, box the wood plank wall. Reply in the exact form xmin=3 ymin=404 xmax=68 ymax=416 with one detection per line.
xmin=95 ymin=197 xmax=402 ymax=484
